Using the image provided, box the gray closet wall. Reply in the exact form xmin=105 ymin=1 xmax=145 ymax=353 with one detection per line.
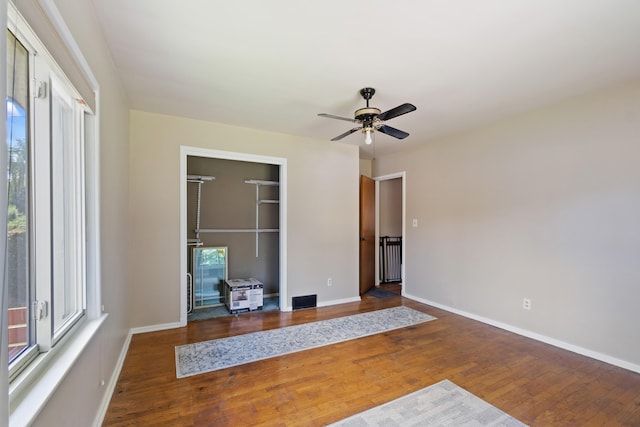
xmin=187 ymin=156 xmax=280 ymax=295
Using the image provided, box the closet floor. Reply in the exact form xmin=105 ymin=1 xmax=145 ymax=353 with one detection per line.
xmin=188 ymin=295 xmax=280 ymax=322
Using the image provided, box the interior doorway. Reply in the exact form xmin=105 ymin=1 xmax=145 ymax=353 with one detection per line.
xmin=375 ymin=172 xmax=405 ymax=292
xmin=359 ymin=175 xmax=375 ymax=295
xmin=179 ymin=147 xmax=288 ymax=326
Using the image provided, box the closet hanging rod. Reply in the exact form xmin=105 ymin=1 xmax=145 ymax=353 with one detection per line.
xmin=187 ymin=174 xmax=215 ymax=182
xmin=196 ymin=228 xmax=279 ymax=233
xmin=244 ymin=179 xmax=279 ymax=186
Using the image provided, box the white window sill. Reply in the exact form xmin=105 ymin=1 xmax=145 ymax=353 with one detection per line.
xmin=9 ymin=313 xmax=108 ymax=427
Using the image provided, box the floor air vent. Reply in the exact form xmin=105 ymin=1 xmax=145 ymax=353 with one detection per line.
xmin=292 ymin=294 xmax=317 ymax=310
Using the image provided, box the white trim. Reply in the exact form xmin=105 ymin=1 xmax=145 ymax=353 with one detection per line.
xmin=93 ymin=318 xmax=190 ymax=426
xmin=92 ymin=330 xmax=131 ymax=427
xmin=38 ymin=0 xmax=98 ymax=89
xmin=180 ymin=147 xmax=288 ymax=325
xmin=317 ymin=296 xmax=362 ymax=308
xmin=374 ymin=171 xmax=406 ymax=291
xmin=84 ymin=109 xmax=102 ymax=320
xmin=404 ymin=293 xmax=640 ymax=375
xmin=129 ymin=322 xmax=184 ymax=336
xmin=279 ymin=159 xmax=288 ymax=310
xmin=9 ymin=315 xmax=107 ymax=427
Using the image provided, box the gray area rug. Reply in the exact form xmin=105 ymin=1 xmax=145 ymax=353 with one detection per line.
xmin=366 ymin=287 xmax=400 ymax=300
xmin=175 ymin=306 xmax=436 ymax=378
xmin=330 ymin=379 xmax=527 ymax=427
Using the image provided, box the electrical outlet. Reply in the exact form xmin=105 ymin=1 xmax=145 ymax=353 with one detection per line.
xmin=327 ymin=278 xmax=333 ymax=286
xmin=523 ymin=298 xmax=531 ymax=310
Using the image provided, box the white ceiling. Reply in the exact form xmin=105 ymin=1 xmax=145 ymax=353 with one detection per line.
xmin=91 ymin=0 xmax=640 ymax=158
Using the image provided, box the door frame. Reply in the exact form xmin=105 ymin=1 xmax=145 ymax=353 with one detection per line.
xmin=374 ymin=171 xmax=406 ymax=292
xmin=179 ymin=146 xmax=288 ymax=325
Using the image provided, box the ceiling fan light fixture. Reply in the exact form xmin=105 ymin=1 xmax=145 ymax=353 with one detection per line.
xmin=364 ymin=128 xmax=373 ymax=145
xmin=318 ymin=87 xmax=416 ymax=143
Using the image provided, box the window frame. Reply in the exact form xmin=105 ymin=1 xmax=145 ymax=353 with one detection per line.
xmin=49 ymin=72 xmax=87 ymax=344
xmin=6 ymin=27 xmax=36 ymax=374
xmin=6 ymin=2 xmax=105 ymax=424
xmin=7 ymin=20 xmax=89 ymax=375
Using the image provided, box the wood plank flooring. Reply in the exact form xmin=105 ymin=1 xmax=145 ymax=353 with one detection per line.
xmin=103 ymin=289 xmax=640 ymax=426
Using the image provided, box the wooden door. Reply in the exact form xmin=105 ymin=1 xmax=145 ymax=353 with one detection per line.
xmin=359 ymin=175 xmax=375 ymax=295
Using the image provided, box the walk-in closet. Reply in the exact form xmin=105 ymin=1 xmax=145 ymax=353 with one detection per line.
xmin=186 ymin=156 xmax=280 ymax=320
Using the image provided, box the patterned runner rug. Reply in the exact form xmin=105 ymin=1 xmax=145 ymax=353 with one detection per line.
xmin=330 ymin=379 xmax=528 ymax=427
xmin=175 ymin=306 xmax=435 ymax=378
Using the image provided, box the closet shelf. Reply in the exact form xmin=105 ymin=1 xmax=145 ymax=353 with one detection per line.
xmin=197 ymin=228 xmax=279 ymax=233
xmin=244 ymin=179 xmax=279 ymax=186
xmin=187 ymin=238 xmax=204 ymax=247
xmin=245 ymin=179 xmax=280 ymax=257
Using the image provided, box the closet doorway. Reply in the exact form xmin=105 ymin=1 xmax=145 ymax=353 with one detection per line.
xmin=179 ymin=147 xmax=287 ymax=325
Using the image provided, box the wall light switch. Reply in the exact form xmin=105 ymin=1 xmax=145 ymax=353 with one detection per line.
xmin=412 ymin=219 xmax=418 ymax=228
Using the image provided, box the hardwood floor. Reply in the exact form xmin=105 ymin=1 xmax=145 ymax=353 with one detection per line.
xmin=103 ymin=293 xmax=640 ymax=426
xmin=378 ymin=282 xmax=402 ymax=294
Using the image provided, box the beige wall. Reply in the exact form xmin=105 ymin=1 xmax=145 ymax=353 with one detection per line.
xmin=374 ymin=80 xmax=640 ymax=368
xmin=129 ymin=111 xmax=360 ymax=327
xmin=359 ymin=159 xmax=372 ymax=177
xmin=31 ymin=0 xmax=131 ymax=426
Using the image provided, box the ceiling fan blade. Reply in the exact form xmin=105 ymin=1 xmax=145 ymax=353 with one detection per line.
xmin=331 ymin=127 xmax=360 ymax=141
xmin=377 ymin=124 xmax=409 ymax=140
xmin=377 ymin=103 xmax=416 ymax=121
xmin=318 ymin=113 xmax=358 ymax=123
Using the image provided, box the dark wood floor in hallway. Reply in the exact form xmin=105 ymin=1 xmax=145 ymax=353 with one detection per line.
xmin=103 ymin=292 xmax=640 ymax=426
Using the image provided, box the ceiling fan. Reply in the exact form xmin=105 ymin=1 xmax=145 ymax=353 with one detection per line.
xmin=318 ymin=87 xmax=416 ymax=144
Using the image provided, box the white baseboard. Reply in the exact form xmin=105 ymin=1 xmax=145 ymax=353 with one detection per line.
xmin=92 ymin=320 xmax=185 ymax=426
xmin=405 ymin=293 xmax=640 ymax=375
xmin=317 ymin=296 xmax=361 ymax=308
xmin=130 ymin=321 xmax=184 ymax=335
xmin=92 ymin=330 xmax=132 ymax=427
